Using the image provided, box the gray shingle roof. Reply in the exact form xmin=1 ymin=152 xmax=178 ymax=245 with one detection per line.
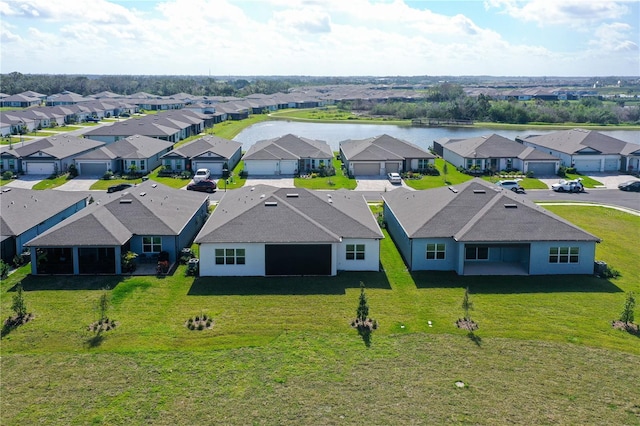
xmin=443 ymin=134 xmax=558 ymax=160
xmin=75 ymin=135 xmax=173 ymax=160
xmin=195 ymin=185 xmax=383 ymax=244
xmin=243 ymin=134 xmax=333 ymax=161
xmin=25 ymin=181 xmax=208 ymax=247
xmin=521 ymin=129 xmax=640 ymax=156
xmin=382 ymin=179 xmax=599 ymax=242
xmin=340 ymin=134 xmax=434 ymax=161
xmin=0 ymin=188 xmax=87 ymax=237
xmin=161 ymin=135 xmax=241 ymax=160
xmin=10 ymin=135 xmax=104 ymax=159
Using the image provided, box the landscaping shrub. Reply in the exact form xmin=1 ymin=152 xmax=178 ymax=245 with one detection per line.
xmin=2 ymin=170 xmax=14 ymax=180
xmin=68 ymin=164 xmax=78 ymax=178
xmin=102 ymin=170 xmax=114 ymax=180
xmin=0 ymin=260 xmax=9 ymax=280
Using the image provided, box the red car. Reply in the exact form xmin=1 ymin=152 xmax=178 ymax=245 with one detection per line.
xmin=187 ymin=179 xmax=217 ymax=193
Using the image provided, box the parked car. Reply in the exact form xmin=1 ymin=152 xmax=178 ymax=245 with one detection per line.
xmin=107 ymin=183 xmax=133 ymax=193
xmin=85 ymin=116 xmax=100 ymax=122
xmin=618 ymin=180 xmax=640 ymax=192
xmin=552 ymin=178 xmax=584 ymax=193
xmin=387 ymin=172 xmax=402 ymax=184
xmin=496 ymin=179 xmax=524 ymax=193
xmin=193 ymin=168 xmax=211 ymax=183
xmin=187 ymin=179 xmax=217 ymax=193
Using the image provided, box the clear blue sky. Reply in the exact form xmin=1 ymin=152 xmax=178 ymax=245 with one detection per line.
xmin=1 ymin=0 xmax=638 ymax=76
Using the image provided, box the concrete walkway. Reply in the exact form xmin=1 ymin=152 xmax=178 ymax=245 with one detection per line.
xmin=244 ymin=176 xmax=295 ymax=188
xmin=4 ymin=175 xmax=47 ymax=189
xmin=354 ymin=176 xmax=414 ymax=191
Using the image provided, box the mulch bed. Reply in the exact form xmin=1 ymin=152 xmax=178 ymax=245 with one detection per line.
xmin=611 ymin=320 xmax=639 ymax=335
xmin=185 ymin=315 xmax=214 ymax=330
xmin=456 ymin=318 xmax=478 ymax=331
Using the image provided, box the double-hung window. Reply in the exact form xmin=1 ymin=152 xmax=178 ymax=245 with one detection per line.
xmin=426 ymin=243 xmax=445 ymax=260
xmin=417 ymin=159 xmax=429 ymax=170
xmin=549 ymin=247 xmax=579 ymax=264
xmin=215 ymin=248 xmax=246 ymax=265
xmin=142 ymin=236 xmax=161 ymax=253
xmin=346 ymin=244 xmax=365 ymax=260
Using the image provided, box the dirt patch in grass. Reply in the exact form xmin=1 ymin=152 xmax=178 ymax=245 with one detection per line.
xmin=185 ymin=314 xmax=214 ymax=331
xmin=456 ymin=318 xmax=478 ymax=331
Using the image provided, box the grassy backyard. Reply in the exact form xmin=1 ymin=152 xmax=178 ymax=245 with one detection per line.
xmin=1 ymin=205 xmax=639 ymax=424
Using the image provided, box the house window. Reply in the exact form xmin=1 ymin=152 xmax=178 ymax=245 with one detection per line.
xmin=140 ymin=160 xmax=145 ymax=171
xmin=466 ymin=158 xmax=473 ymax=169
xmin=176 ymin=162 xmax=182 ymax=170
xmin=215 ymin=248 xmax=245 ymax=265
xmin=506 ymin=158 xmax=513 ymax=169
xmin=346 ymin=244 xmax=365 ymax=260
xmin=418 ymin=159 xmax=429 ymax=169
xmin=164 ymin=159 xmax=172 ymax=169
xmin=465 ymin=246 xmax=489 ymax=260
xmin=426 ymin=243 xmax=445 ymax=260
xmin=8 ymin=159 xmax=15 ymax=170
xmin=549 ymin=247 xmax=579 ymax=264
xmin=142 ymin=236 xmax=161 ymax=253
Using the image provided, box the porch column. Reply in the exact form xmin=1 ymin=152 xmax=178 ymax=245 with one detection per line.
xmin=30 ymin=247 xmax=38 ymax=275
xmin=114 ymin=246 xmax=122 ymax=274
xmin=72 ymin=247 xmax=80 ymax=274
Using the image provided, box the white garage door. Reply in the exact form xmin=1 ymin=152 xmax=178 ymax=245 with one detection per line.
xmin=354 ymin=162 xmax=381 ymax=176
xmin=604 ymin=158 xmax=619 ymax=171
xmin=573 ymin=159 xmax=601 ymax=172
xmin=25 ymin=162 xmax=55 ymax=175
xmin=527 ymin=162 xmax=555 ymax=176
xmin=245 ymin=160 xmax=276 ymax=175
xmin=280 ymin=160 xmax=297 ymax=175
xmin=193 ymin=161 xmax=223 ymax=176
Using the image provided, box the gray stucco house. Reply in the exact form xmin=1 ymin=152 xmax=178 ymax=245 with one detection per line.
xmin=243 ymin=134 xmax=333 ymax=176
xmin=435 ymin=134 xmax=560 ymax=176
xmin=516 ymin=129 xmax=640 ymax=173
xmin=25 ymin=181 xmax=209 ymax=275
xmin=0 ymin=188 xmax=88 ymax=263
xmin=195 ymin=185 xmax=384 ymax=277
xmin=160 ymin=135 xmax=242 ymax=176
xmin=383 ymin=179 xmax=600 ymax=275
xmin=74 ymin=134 xmax=174 ymax=176
xmin=340 ymin=134 xmax=435 ymax=176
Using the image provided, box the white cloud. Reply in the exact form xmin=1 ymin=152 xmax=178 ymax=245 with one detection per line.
xmin=590 ymin=22 xmax=639 ymax=52
xmin=485 ymin=0 xmax=633 ymax=27
xmin=0 ymin=0 xmax=137 ymax=24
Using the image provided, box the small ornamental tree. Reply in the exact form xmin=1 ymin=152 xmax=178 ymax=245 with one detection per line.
xmin=357 ymin=281 xmax=369 ymax=324
xmin=443 ymin=162 xmax=449 ymax=183
xmin=11 ymin=282 xmax=27 ymax=318
xmin=97 ymin=287 xmax=111 ymax=322
xmin=462 ymin=287 xmax=473 ymax=320
xmin=620 ymin=292 xmax=636 ymax=325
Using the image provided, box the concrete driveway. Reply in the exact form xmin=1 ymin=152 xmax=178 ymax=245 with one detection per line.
xmin=354 ymin=176 xmax=413 ymax=191
xmin=54 ymin=176 xmax=99 ymax=191
xmin=244 ymin=176 xmax=295 ymax=188
xmin=4 ymin=175 xmax=48 ymax=189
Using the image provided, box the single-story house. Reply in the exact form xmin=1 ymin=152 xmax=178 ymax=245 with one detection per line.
xmin=383 ymin=179 xmax=600 ymax=275
xmin=74 ymin=135 xmax=174 ymax=176
xmin=436 ymin=134 xmax=560 ymax=176
xmin=160 ymin=135 xmax=242 ymax=176
xmin=243 ymin=134 xmax=333 ymax=176
xmin=25 ymin=181 xmax=210 ymax=275
xmin=339 ymin=134 xmax=435 ymax=176
xmin=516 ymin=129 xmax=640 ymax=173
xmin=0 ymin=135 xmax=104 ymax=175
xmin=195 ymin=185 xmax=384 ymax=276
xmin=1 ymin=94 xmax=42 ymax=108
xmin=83 ymin=119 xmax=183 ymax=144
xmin=0 ymin=188 xmax=88 ymax=263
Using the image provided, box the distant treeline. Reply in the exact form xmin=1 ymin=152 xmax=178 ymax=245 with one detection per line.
xmin=342 ymin=93 xmax=640 ymax=125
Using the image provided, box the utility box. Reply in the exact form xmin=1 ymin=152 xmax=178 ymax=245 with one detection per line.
xmin=594 ymin=260 xmax=607 ymax=275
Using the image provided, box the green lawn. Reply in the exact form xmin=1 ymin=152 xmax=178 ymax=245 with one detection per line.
xmin=31 ymin=173 xmax=73 ymax=190
xmin=90 ymin=177 xmax=144 ymax=190
xmin=294 ymin=155 xmax=357 ymax=190
xmin=208 ymin=115 xmax=271 ymax=139
xmin=270 ymin=107 xmax=409 ymax=125
xmin=482 ymin=175 xmax=549 ymax=189
xmin=0 ymin=205 xmax=638 ymax=424
xmin=403 ymin=158 xmax=473 ymax=189
xmin=147 ymin=168 xmax=191 ymax=189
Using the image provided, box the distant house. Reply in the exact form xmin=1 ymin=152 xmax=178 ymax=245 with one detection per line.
xmin=195 ymin=185 xmax=384 ymax=276
xmin=383 ymin=179 xmax=600 ymax=275
xmin=1 ymin=94 xmax=42 ymax=108
xmin=243 ymin=134 xmax=333 ymax=176
xmin=74 ymin=134 xmax=174 ymax=176
xmin=0 ymin=188 xmax=87 ymax=263
xmin=340 ymin=134 xmax=435 ymax=176
xmin=517 ymin=129 xmax=640 ymax=173
xmin=25 ymin=181 xmax=209 ymax=275
xmin=0 ymin=135 xmax=104 ymax=175
xmin=160 ymin=135 xmax=242 ymax=176
xmin=435 ymin=134 xmax=560 ymax=176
